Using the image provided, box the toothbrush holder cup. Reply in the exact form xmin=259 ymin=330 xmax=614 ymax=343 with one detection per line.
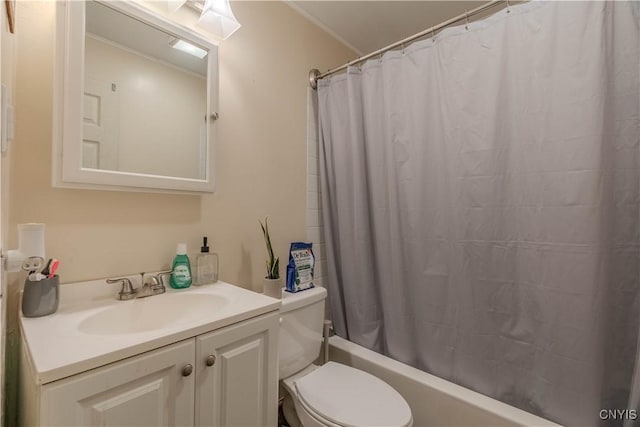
xmin=22 ymin=275 xmax=59 ymax=318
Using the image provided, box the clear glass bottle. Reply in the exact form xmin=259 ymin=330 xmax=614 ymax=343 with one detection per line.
xmin=194 ymin=236 xmax=219 ymax=285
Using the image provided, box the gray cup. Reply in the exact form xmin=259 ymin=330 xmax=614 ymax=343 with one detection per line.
xmin=22 ymin=275 xmax=59 ymax=318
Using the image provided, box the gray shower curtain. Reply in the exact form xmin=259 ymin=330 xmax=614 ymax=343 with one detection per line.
xmin=317 ymin=1 xmax=639 ymax=425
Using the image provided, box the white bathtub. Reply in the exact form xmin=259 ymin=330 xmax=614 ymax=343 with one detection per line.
xmin=328 ymin=336 xmax=561 ymax=427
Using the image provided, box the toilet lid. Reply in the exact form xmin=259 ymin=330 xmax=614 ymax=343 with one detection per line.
xmin=294 ymin=362 xmax=412 ymax=427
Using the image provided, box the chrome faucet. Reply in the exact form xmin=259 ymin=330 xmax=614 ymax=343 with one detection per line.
xmin=106 ymin=270 xmax=172 ymax=300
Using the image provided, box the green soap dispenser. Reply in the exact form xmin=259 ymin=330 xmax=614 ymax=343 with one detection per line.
xmin=170 ymin=243 xmax=192 ymax=289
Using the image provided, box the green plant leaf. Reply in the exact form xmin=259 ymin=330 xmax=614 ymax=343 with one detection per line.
xmin=259 ymin=217 xmax=279 ymax=279
xmin=270 ymin=257 xmax=280 ymax=280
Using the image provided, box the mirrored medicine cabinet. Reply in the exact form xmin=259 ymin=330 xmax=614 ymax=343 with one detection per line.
xmin=54 ymin=0 xmax=218 ymax=193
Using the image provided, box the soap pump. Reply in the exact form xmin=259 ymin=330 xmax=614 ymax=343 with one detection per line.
xmin=194 ymin=236 xmax=219 ymax=286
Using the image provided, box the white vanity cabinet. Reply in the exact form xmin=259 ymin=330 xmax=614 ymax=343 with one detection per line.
xmin=21 ymin=311 xmax=279 ymax=427
xmin=195 ymin=313 xmax=278 ymax=426
xmin=40 ymin=339 xmax=196 ymax=427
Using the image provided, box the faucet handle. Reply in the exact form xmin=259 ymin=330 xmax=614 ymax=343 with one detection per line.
xmin=106 ymin=277 xmax=137 ymax=300
xmin=106 ymin=277 xmax=133 ymax=287
xmin=154 ymin=270 xmax=173 ymax=289
xmin=140 ymin=272 xmax=154 ymax=286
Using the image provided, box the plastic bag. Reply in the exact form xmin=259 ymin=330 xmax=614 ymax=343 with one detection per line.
xmin=286 ymin=242 xmax=315 ymax=293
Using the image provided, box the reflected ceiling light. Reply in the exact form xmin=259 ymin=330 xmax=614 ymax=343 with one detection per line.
xmin=169 ymin=38 xmax=208 ymax=59
xmin=196 ymin=0 xmax=241 ymax=40
xmin=167 ymin=0 xmax=186 ymax=13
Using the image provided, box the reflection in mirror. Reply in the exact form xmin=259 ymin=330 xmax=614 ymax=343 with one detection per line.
xmin=84 ymin=1 xmax=207 ymax=179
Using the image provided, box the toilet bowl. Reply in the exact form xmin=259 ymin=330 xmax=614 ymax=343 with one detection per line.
xmin=282 ymin=362 xmax=413 ymax=427
xmin=279 ymin=287 xmax=413 ymax=427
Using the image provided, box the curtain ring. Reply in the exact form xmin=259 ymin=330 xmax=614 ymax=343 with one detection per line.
xmin=431 ymin=27 xmax=436 ymax=42
xmin=465 ymin=11 xmax=469 ymax=30
xmin=401 ymin=42 xmax=405 ymax=55
xmin=378 ymin=52 xmax=383 ymax=63
xmin=506 ymin=0 xmax=511 ymax=13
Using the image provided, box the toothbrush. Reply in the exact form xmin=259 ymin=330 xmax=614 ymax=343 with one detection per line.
xmin=48 ymin=259 xmax=59 ymax=278
xmin=41 ymin=258 xmax=53 ymax=275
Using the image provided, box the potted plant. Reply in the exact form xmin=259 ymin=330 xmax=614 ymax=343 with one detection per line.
xmin=259 ymin=218 xmax=282 ymax=298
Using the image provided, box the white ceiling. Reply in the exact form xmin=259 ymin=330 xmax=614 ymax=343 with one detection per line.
xmin=288 ymin=1 xmax=485 ymax=55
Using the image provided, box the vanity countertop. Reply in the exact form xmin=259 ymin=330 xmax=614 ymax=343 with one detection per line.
xmin=20 ymin=280 xmax=280 ymax=385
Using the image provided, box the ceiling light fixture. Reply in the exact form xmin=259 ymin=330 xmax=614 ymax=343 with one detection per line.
xmin=196 ymin=0 xmax=241 ymax=40
xmin=169 ymin=38 xmax=208 ymax=59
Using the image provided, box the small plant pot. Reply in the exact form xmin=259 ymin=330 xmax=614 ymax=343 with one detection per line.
xmin=263 ymin=277 xmax=283 ymax=299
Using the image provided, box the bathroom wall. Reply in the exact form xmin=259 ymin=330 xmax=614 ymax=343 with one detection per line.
xmin=3 ymin=2 xmax=353 ymax=423
xmin=1 ymin=2 xmax=17 ymax=424
xmin=305 ymin=90 xmax=327 ymax=291
xmin=9 ymin=0 xmax=354 ymax=289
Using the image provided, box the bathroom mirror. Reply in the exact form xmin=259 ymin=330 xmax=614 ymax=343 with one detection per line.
xmin=54 ymin=0 xmax=218 ymax=193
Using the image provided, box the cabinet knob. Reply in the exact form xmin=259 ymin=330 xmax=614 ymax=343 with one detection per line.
xmin=205 ymin=355 xmax=216 ymax=367
xmin=182 ymin=364 xmax=193 ymax=377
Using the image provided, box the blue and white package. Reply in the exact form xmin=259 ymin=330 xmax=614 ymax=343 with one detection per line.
xmin=286 ymin=242 xmax=315 ymax=293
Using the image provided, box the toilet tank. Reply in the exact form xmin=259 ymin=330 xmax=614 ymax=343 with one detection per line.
xmin=279 ymin=287 xmax=327 ymax=379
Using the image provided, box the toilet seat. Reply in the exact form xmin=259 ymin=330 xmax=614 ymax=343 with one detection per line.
xmin=293 ymin=362 xmax=413 ymax=427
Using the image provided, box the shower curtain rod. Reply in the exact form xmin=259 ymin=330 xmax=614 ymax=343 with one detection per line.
xmin=309 ymin=0 xmax=512 ymax=89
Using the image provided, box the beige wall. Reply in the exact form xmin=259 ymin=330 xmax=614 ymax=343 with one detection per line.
xmin=2 ymin=2 xmax=354 ymax=423
xmin=2 ymin=1 xmax=17 ymax=423
xmin=9 ymin=1 xmax=353 ymax=291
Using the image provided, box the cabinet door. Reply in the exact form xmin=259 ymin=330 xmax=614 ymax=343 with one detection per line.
xmin=195 ymin=312 xmax=279 ymax=427
xmin=41 ymin=339 xmax=195 ymax=427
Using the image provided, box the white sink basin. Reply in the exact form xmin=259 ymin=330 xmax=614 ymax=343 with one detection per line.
xmin=78 ymin=293 xmax=229 ymax=335
xmin=21 ymin=281 xmax=280 ymax=384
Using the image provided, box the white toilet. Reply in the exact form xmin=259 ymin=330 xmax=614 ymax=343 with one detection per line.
xmin=279 ymin=287 xmax=413 ymax=427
